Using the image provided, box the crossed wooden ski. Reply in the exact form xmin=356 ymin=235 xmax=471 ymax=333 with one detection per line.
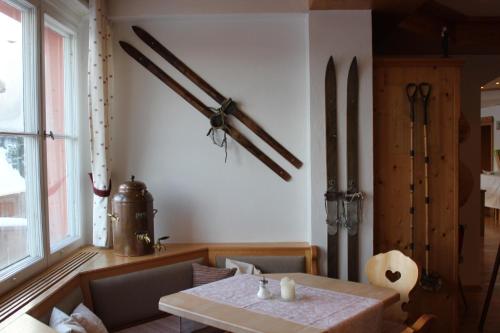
xmin=119 ymin=26 xmax=303 ymax=181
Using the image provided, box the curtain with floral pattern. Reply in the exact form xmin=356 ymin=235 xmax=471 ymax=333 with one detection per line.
xmin=88 ymin=0 xmax=113 ymax=247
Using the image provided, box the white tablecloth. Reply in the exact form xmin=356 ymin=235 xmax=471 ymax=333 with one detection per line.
xmin=481 ymin=173 xmax=500 ymax=209
xmin=183 ymin=274 xmax=383 ymax=333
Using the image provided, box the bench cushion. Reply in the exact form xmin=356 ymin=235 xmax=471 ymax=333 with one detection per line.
xmin=90 ymin=258 xmax=203 ymax=330
xmin=116 ymin=316 xmax=221 ymax=333
xmin=215 ymin=256 xmax=305 ymax=273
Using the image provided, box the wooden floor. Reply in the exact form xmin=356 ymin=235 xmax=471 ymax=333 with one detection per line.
xmin=459 ymin=216 xmax=499 ymax=333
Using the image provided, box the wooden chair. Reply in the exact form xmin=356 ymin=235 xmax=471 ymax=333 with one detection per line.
xmin=365 ymin=250 xmax=436 ymax=333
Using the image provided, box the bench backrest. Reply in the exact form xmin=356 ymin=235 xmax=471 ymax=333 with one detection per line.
xmin=215 ymin=256 xmax=306 ymax=273
xmin=89 ymin=258 xmax=203 ymax=330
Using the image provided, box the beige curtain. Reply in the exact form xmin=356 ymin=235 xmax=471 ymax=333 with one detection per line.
xmin=88 ymin=0 xmax=113 ymax=247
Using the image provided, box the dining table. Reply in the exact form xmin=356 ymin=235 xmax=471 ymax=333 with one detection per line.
xmin=158 ymin=273 xmax=400 ymax=333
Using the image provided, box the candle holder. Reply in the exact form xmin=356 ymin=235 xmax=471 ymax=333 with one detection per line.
xmin=280 ymin=277 xmax=296 ymax=301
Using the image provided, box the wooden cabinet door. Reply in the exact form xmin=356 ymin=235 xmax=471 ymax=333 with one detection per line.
xmin=374 ymin=58 xmax=461 ymax=333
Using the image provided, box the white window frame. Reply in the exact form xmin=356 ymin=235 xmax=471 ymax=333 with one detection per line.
xmin=0 ymin=0 xmax=87 ymax=294
xmin=42 ymin=14 xmax=82 ymax=255
xmin=41 ymin=0 xmax=86 ymax=267
xmin=0 ymin=0 xmax=45 ymax=294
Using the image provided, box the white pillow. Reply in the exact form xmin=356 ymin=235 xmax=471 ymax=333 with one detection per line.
xmin=71 ymin=303 xmax=108 ymax=333
xmin=49 ymin=307 xmax=86 ymax=333
xmin=49 ymin=304 xmax=108 ymax=333
xmin=225 ymin=258 xmax=262 ymax=275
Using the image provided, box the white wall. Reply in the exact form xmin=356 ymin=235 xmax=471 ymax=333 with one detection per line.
xmin=112 ymin=14 xmax=309 ymax=243
xmin=110 ymin=8 xmax=373 ymax=275
xmin=482 ymin=90 xmax=500 ymax=109
xmin=308 ymin=11 xmax=373 ymax=279
xmin=108 ymin=0 xmax=309 ymax=17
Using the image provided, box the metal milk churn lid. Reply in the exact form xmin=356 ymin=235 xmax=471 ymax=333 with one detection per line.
xmin=110 ymin=175 xmax=156 ymax=256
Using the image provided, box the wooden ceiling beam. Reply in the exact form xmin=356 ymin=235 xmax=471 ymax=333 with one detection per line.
xmin=309 ymin=0 xmax=370 ymax=10
xmin=374 ymin=0 xmax=500 ymax=55
xmin=309 ymin=0 xmax=427 ymax=12
xmin=375 ymin=18 xmax=500 ymax=54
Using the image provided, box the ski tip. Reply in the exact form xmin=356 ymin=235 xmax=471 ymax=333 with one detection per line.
xmin=119 ymin=41 xmax=141 ymax=58
xmin=119 ymin=40 xmax=130 ymax=49
xmin=350 ymin=56 xmax=357 ymax=66
xmin=132 ymin=25 xmax=145 ymax=35
xmin=327 ymin=56 xmax=334 ymax=66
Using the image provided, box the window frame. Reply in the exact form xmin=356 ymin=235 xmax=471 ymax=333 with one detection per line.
xmin=41 ymin=0 xmax=86 ymax=267
xmin=0 ymin=0 xmax=45 ymax=294
xmin=0 ymin=0 xmax=87 ymax=294
xmin=42 ymin=12 xmax=82 ymax=256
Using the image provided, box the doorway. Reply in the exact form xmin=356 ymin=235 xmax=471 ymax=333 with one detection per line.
xmin=481 ymin=116 xmax=493 ymax=172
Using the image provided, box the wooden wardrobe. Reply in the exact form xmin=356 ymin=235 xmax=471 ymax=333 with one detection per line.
xmin=373 ymin=58 xmax=461 ymax=333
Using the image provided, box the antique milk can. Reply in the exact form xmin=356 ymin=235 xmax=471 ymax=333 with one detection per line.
xmin=110 ymin=176 xmax=156 ymax=256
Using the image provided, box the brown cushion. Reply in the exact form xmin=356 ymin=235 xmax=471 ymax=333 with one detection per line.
xmin=192 ymin=263 xmax=236 ymax=287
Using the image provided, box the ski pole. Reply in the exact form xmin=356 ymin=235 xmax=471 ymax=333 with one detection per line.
xmin=406 ymin=83 xmax=418 ymax=258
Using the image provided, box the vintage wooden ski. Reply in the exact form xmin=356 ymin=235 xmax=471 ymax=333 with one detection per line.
xmin=132 ymin=26 xmax=303 ymax=169
xmin=324 ymin=56 xmax=340 ymax=279
xmin=346 ymin=57 xmax=361 ymax=282
xmin=119 ymin=41 xmax=291 ymax=181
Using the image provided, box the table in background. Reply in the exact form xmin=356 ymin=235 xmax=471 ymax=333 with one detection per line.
xmin=480 ymin=173 xmax=500 ymax=233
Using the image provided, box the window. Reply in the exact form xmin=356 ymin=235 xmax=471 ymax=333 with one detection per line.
xmin=0 ymin=0 xmax=43 ymax=278
xmin=44 ymin=15 xmax=80 ymax=251
xmin=0 ymin=0 xmax=84 ymax=292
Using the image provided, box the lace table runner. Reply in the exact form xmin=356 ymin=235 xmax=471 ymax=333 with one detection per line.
xmin=182 ymin=274 xmax=383 ymax=332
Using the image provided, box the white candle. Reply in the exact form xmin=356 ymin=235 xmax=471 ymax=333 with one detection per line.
xmin=280 ymin=277 xmax=296 ymax=301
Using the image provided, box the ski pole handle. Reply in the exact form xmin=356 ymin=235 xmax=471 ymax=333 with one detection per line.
xmin=406 ymin=83 xmax=417 ymax=121
xmin=406 ymin=83 xmax=418 ymax=102
xmin=419 ymin=82 xmax=432 ymax=125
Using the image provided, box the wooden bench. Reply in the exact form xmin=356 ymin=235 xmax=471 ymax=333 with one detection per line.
xmin=0 ymin=243 xmax=318 ymax=332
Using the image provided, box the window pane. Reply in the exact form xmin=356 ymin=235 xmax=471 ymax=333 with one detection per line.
xmin=0 ymin=1 xmax=24 ymax=132
xmin=44 ymin=16 xmax=78 ymax=250
xmin=0 ymin=136 xmax=28 ymax=270
xmin=46 ymin=138 xmax=70 ymax=245
xmin=44 ymin=24 xmax=66 ymax=135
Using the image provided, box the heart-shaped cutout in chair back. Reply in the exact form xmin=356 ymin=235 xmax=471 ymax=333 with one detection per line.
xmin=385 ymin=269 xmax=402 ymax=283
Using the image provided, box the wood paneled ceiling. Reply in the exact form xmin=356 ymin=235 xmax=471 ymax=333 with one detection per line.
xmin=309 ymin=0 xmax=500 ymax=55
xmin=482 ymin=78 xmax=500 ymax=91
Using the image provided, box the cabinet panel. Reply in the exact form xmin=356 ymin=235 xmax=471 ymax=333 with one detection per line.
xmin=374 ymin=58 xmax=460 ymax=333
